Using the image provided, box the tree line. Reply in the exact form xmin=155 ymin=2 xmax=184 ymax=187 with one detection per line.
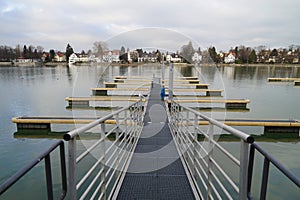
xmin=0 ymin=45 xmax=44 ymax=61
xmin=1 ymin=42 xmax=299 ymax=64
xmin=208 ymin=45 xmax=300 ymax=64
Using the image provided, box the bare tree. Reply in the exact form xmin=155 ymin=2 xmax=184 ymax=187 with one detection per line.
xmin=181 ymin=41 xmax=195 ymax=63
xmin=93 ymin=41 xmax=108 ymax=59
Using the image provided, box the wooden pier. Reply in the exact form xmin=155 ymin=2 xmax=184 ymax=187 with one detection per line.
xmin=12 ymin=116 xmax=118 ymax=131
xmin=163 ymin=83 xmax=209 ymax=89
xmin=268 ymin=77 xmax=300 ymax=82
xmin=12 ymin=116 xmax=300 ymax=134
xmin=104 ymin=82 xmax=152 ymax=88
xmin=169 ymin=89 xmax=223 ymax=96
xmin=65 ymin=96 xmax=146 ymax=107
xmin=163 ymin=79 xmax=200 ymax=84
xmin=91 ymin=87 xmax=150 ymax=96
xmin=171 ymin=99 xmax=250 ymax=109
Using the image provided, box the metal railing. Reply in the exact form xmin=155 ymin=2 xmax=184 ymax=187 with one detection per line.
xmin=168 ymin=101 xmax=254 ymax=199
xmin=0 ymin=140 xmax=67 ymax=199
xmin=168 ymin=101 xmax=300 ymax=199
xmin=63 ymin=99 xmax=145 ymax=200
xmin=247 ymin=142 xmax=300 ymax=199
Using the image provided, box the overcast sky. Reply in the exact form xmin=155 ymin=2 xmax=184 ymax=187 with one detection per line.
xmin=1 ymin=0 xmax=300 ymax=52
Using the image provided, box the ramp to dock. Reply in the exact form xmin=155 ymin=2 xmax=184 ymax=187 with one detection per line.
xmin=116 ymin=80 xmax=195 ymax=199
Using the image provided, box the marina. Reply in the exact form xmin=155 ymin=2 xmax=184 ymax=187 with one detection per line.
xmin=0 ymin=64 xmax=300 ymax=199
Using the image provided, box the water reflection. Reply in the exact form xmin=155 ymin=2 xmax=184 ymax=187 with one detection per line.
xmin=217 ymin=65 xmax=300 ymax=81
xmin=1 ymin=63 xmax=300 ymax=199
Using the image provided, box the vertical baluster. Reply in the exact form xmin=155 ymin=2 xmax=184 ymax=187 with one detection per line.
xmin=100 ymin=122 xmax=106 ymax=200
xmin=44 ymin=154 xmax=53 ymax=200
xmin=207 ymin=123 xmax=214 ymax=199
xmin=68 ymin=138 xmax=77 ymax=200
xmin=193 ymin=113 xmax=198 ymax=178
xmin=260 ymin=158 xmax=270 ymax=200
xmin=239 ymin=139 xmax=249 ymax=200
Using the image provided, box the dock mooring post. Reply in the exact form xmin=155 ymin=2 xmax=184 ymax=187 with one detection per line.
xmin=162 ymin=61 xmax=165 ymax=84
xmin=169 ymin=62 xmax=174 ymax=101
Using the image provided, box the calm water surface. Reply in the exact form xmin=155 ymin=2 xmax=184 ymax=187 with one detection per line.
xmin=0 ymin=64 xmax=299 ymax=199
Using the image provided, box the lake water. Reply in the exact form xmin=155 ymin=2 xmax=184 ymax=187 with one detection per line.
xmin=0 ymin=63 xmax=299 ymax=199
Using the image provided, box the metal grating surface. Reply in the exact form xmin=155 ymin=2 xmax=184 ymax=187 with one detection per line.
xmin=117 ymin=81 xmax=195 ymax=200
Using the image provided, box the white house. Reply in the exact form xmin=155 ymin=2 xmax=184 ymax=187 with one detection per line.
xmin=192 ymin=52 xmax=202 ymax=63
xmin=224 ymin=52 xmax=236 ymax=64
xmin=68 ymin=53 xmax=79 ymax=64
xmin=166 ymin=54 xmax=182 ymax=63
xmin=103 ymin=50 xmax=120 ymax=63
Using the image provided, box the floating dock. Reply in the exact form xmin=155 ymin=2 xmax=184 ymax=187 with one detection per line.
xmin=12 ymin=116 xmax=300 ymax=134
xmin=12 ymin=116 xmax=118 ymax=131
xmin=65 ymin=96 xmax=146 ymax=107
xmin=171 ymin=99 xmax=250 ymax=109
xmin=104 ymin=82 xmax=152 ymax=88
xmin=170 ymin=89 xmax=223 ymax=96
xmin=91 ymin=87 xmax=150 ymax=96
xmin=163 ymin=83 xmax=209 ymax=89
xmin=186 ymin=118 xmax=300 ymax=134
xmin=268 ymin=77 xmax=300 ymax=82
xmin=163 ymin=79 xmax=200 ymax=84
xmin=114 ymin=79 xmax=152 ymax=83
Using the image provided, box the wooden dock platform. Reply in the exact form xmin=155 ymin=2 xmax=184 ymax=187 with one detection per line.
xmin=104 ymin=82 xmax=152 ymax=88
xmin=163 ymin=79 xmax=200 ymax=84
xmin=12 ymin=116 xmax=300 ymax=134
xmin=171 ymin=99 xmax=250 ymax=109
xmin=12 ymin=116 xmax=118 ymax=131
xmin=114 ymin=79 xmax=152 ymax=83
xmin=114 ymin=76 xmax=151 ymax=79
xmin=185 ymin=118 xmax=300 ymax=134
xmin=65 ymin=96 xmax=146 ymax=107
xmin=163 ymin=83 xmax=209 ymax=89
xmin=91 ymin=87 xmax=150 ymax=96
xmin=268 ymin=77 xmax=300 ymax=82
xmin=170 ymin=89 xmax=223 ymax=96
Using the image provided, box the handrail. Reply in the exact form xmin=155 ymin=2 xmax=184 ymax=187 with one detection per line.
xmin=0 ymin=140 xmax=67 ymax=199
xmin=168 ymin=101 xmax=253 ymax=199
xmin=247 ymin=142 xmax=300 ymax=199
xmin=180 ymin=104 xmax=254 ymax=143
xmin=168 ymin=100 xmax=300 ymax=199
xmin=63 ymin=101 xmax=139 ymax=141
xmin=63 ymin=98 xmax=145 ymax=200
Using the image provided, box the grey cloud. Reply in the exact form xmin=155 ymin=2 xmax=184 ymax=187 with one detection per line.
xmin=0 ymin=0 xmax=299 ymax=51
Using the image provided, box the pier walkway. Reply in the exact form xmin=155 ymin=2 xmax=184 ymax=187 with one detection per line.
xmin=116 ymin=80 xmax=195 ymax=199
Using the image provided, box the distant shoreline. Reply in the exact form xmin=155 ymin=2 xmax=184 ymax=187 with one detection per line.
xmin=216 ymin=63 xmax=300 ymax=67
xmin=0 ymin=61 xmax=300 ymax=68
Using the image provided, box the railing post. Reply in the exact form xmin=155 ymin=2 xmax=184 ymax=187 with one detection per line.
xmin=168 ymin=62 xmax=174 ymax=101
xmin=162 ymin=61 xmax=165 ymax=85
xmin=124 ymin=109 xmax=128 ymax=126
xmin=207 ymin=123 xmax=214 ymax=199
xmin=68 ymin=138 xmax=77 ymax=200
xmin=239 ymin=139 xmax=249 ymax=200
xmin=193 ymin=113 xmax=198 ymax=178
xmin=116 ymin=113 xmax=120 ymax=139
xmin=44 ymin=155 xmax=53 ymax=200
xmin=100 ymin=122 xmax=106 ymax=200
xmin=59 ymin=143 xmax=67 ymax=199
